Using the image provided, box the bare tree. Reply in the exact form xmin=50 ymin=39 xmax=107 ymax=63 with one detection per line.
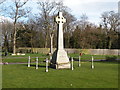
xmin=24 ymin=18 xmax=38 ymax=53
xmin=77 ymin=14 xmax=89 ymax=30
xmin=2 ymin=19 xmax=13 ymax=52
xmin=0 ymin=0 xmax=6 ymax=4
xmin=101 ymin=11 xmax=119 ymax=49
xmin=7 ymin=0 xmax=30 ymax=54
xmin=37 ymin=0 xmax=73 ymax=48
xmin=0 ymin=0 xmax=6 ymax=13
xmin=101 ymin=11 xmax=120 ymax=31
xmin=63 ymin=11 xmax=76 ymax=48
xmin=37 ymin=0 xmax=57 ymax=48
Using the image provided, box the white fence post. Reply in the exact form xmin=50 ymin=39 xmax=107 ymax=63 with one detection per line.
xmin=78 ymin=56 xmax=81 ymax=67
xmin=28 ymin=56 xmax=30 ymax=67
xmin=91 ymin=56 xmax=94 ymax=69
xmin=36 ymin=57 xmax=38 ymax=69
xmin=71 ymin=57 xmax=74 ymax=70
xmin=46 ymin=58 xmax=49 ymax=72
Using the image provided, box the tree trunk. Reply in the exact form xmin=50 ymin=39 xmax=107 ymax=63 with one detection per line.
xmin=45 ymin=36 xmax=48 ymax=48
xmin=108 ymin=39 xmax=112 ymax=49
xmin=4 ymin=35 xmax=9 ymax=52
xmin=50 ymin=34 xmax=54 ymax=54
xmin=13 ymin=6 xmax=18 ymax=54
xmin=13 ymin=24 xmax=17 ymax=54
xmin=45 ymin=29 xmax=49 ymax=48
xmin=31 ymin=35 xmax=34 ymax=53
xmin=67 ymin=35 xmax=70 ymax=48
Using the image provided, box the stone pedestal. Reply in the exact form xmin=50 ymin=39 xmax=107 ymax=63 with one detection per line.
xmin=51 ymin=49 xmax=70 ymax=69
xmin=50 ymin=12 xmax=70 ymax=69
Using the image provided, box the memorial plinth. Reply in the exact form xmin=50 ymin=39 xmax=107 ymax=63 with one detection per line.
xmin=51 ymin=12 xmax=71 ymax=69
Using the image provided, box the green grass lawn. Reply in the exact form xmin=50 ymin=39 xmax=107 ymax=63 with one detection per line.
xmin=2 ymin=53 xmax=119 ymax=63
xmin=2 ymin=53 xmax=49 ymax=63
xmin=2 ymin=53 xmax=119 ymax=88
xmin=69 ymin=53 xmax=120 ymax=61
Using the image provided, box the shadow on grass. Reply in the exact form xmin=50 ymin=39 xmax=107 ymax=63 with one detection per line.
xmin=73 ymin=56 xmax=119 ymax=64
xmin=103 ymin=56 xmax=119 ymax=64
xmin=105 ymin=56 xmax=117 ymax=61
xmin=94 ymin=61 xmax=119 ymax=64
xmin=72 ymin=58 xmax=91 ymax=62
xmin=94 ymin=56 xmax=119 ymax=64
xmin=25 ymin=64 xmax=46 ymax=68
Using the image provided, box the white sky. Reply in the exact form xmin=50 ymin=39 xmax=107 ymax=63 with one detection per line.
xmin=63 ymin=0 xmax=119 ymax=25
xmin=0 ymin=0 xmax=119 ymax=25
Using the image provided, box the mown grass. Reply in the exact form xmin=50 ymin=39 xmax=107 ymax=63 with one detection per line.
xmin=69 ymin=53 xmax=119 ymax=61
xmin=2 ymin=53 xmax=48 ymax=63
xmin=2 ymin=54 xmax=118 ymax=88
xmin=2 ymin=53 xmax=48 ymax=58
xmin=2 ymin=53 xmax=119 ymax=63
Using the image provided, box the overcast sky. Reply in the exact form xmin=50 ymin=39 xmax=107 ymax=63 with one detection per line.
xmin=0 ymin=0 xmax=119 ymax=25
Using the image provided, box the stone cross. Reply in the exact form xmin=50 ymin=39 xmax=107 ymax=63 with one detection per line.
xmin=56 ymin=12 xmax=66 ymax=49
xmin=51 ymin=12 xmax=70 ymax=69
